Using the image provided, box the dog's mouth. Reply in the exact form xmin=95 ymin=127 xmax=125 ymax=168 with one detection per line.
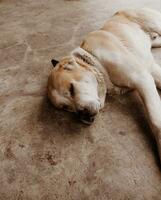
xmin=77 ymin=110 xmax=96 ymax=125
xmin=80 ymin=114 xmax=95 ymax=125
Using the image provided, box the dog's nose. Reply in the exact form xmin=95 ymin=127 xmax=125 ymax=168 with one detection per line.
xmin=77 ymin=108 xmax=90 ymax=116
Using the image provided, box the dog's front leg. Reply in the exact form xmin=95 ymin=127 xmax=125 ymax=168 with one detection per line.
xmin=133 ymin=72 xmax=161 ymax=160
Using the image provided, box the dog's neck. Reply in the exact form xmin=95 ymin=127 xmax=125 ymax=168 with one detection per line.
xmin=72 ymin=47 xmax=107 ymax=79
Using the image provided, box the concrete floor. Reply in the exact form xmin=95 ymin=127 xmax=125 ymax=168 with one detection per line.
xmin=1 ymin=0 xmax=161 ymax=199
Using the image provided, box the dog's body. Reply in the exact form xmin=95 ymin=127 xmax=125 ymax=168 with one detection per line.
xmin=48 ymin=8 xmax=161 ymax=161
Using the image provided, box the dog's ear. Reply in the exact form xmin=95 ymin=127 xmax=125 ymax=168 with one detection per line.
xmin=51 ymin=59 xmax=59 ymax=67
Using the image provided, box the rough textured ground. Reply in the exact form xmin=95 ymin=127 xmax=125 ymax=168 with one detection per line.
xmin=0 ymin=0 xmax=161 ymax=199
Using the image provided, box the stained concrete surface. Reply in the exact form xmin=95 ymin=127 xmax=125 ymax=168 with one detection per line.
xmin=0 ymin=0 xmax=161 ymax=199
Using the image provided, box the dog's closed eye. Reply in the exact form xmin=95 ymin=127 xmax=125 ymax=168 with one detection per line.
xmin=69 ymin=83 xmax=75 ymax=97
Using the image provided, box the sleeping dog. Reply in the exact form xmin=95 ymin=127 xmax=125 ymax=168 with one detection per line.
xmin=48 ymin=8 xmax=161 ymax=160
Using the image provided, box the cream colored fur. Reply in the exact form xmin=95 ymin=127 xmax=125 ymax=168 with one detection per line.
xmin=48 ymin=8 xmax=161 ymax=161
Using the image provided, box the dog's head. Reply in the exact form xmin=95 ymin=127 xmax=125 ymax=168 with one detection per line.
xmin=48 ymin=54 xmax=106 ymax=124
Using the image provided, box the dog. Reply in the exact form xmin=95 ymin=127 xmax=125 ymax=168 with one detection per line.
xmin=48 ymin=8 xmax=161 ymax=161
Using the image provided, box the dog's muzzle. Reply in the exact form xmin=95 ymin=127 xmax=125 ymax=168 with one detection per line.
xmin=77 ymin=108 xmax=97 ymax=125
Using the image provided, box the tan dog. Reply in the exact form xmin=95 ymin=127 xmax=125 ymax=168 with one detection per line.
xmin=48 ymin=8 xmax=161 ymax=160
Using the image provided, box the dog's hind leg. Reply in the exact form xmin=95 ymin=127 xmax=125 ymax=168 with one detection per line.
xmin=133 ymin=72 xmax=161 ymax=160
xmin=122 ymin=8 xmax=161 ymax=47
xmin=136 ymin=8 xmax=161 ymax=47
